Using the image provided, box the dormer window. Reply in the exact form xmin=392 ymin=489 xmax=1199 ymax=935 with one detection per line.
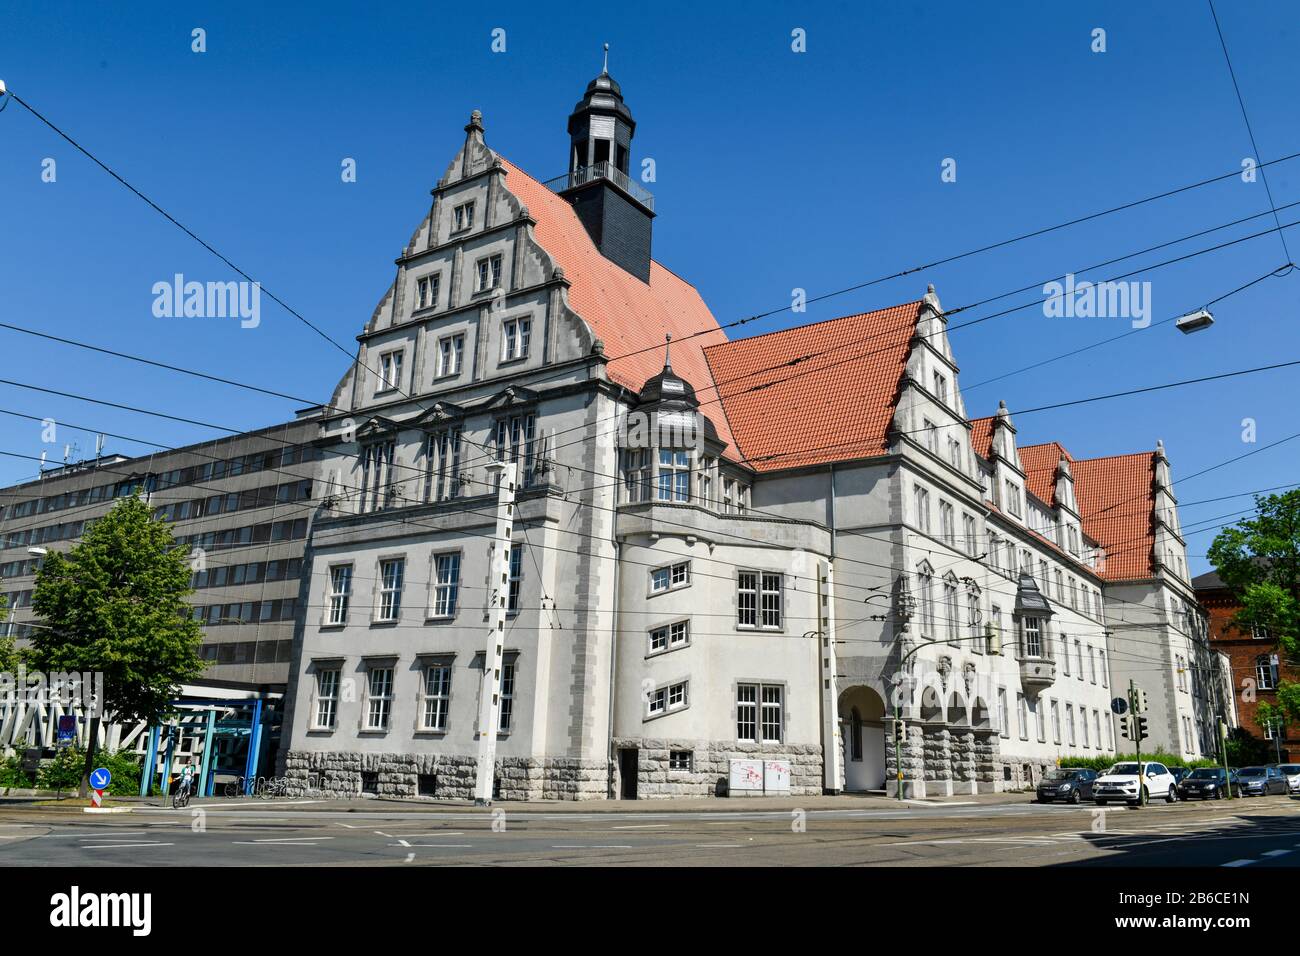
xmin=932 ymin=371 xmax=949 ymax=405
xmin=377 ymin=351 xmax=403 ymax=394
xmin=923 ymin=419 xmax=939 ymax=455
xmin=453 ymin=201 xmax=475 ymax=233
xmin=477 ymin=254 xmax=503 ymax=293
xmin=1003 ymin=479 xmax=1022 ymax=517
xmin=416 ymin=274 xmax=440 ymax=311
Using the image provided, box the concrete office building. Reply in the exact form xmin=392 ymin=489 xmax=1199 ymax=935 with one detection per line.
xmin=280 ymin=65 xmax=1222 ymax=801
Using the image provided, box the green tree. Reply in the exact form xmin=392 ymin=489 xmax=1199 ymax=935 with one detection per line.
xmin=28 ymin=495 xmax=204 ymax=796
xmin=1207 ymin=488 xmax=1300 ymax=728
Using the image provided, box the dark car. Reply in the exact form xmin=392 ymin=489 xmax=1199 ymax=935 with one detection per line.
xmin=1035 ymin=767 xmax=1097 ymax=804
xmin=1177 ymin=767 xmax=1240 ymax=800
xmin=1168 ymin=767 xmax=1191 ymax=798
xmin=1237 ymin=765 xmax=1289 ymax=796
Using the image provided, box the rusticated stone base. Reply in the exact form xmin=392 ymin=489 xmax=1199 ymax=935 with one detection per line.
xmin=283 ymin=751 xmax=607 ymax=801
xmin=612 ymin=738 xmax=823 ymax=798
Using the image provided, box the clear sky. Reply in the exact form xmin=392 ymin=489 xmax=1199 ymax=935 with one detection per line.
xmin=2 ymin=0 xmax=1298 ymax=574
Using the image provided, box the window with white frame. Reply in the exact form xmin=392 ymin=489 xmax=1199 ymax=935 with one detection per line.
xmin=1017 ymin=692 xmax=1028 ymax=740
xmin=1004 ymin=480 xmax=1023 ymax=517
xmin=914 ymin=485 xmax=931 ymax=534
xmin=735 ymin=683 xmax=783 ymax=743
xmin=1088 ymin=645 xmax=1097 ymax=684
xmin=650 ymin=560 xmax=691 ymax=595
xmin=621 ymin=448 xmax=649 ymax=503
xmin=360 ymin=440 xmax=396 ymax=512
xmin=967 ymin=591 xmax=981 ymax=645
xmin=657 ymin=448 xmax=691 ymax=502
xmin=1256 ymin=653 xmax=1278 ymax=690
xmin=453 ymin=201 xmax=475 ymax=232
xmin=923 ymin=419 xmax=939 ymax=455
xmin=364 ymin=666 xmax=394 ymax=730
xmin=963 ymin=513 xmax=976 ymax=554
xmin=997 ymin=687 xmax=1009 ymax=738
xmin=669 ymin=750 xmax=693 ymax=771
xmin=1094 ymin=710 xmax=1102 ymax=750
xmin=507 ymin=545 xmax=523 ymax=613
xmin=988 ymin=604 xmax=1002 ymax=654
xmin=1051 ymin=700 xmax=1061 ymax=744
xmin=430 ymin=552 xmax=460 ymax=618
xmin=939 ymin=501 xmax=955 ymax=544
xmin=948 ymin=437 xmax=963 ymax=471
xmin=917 ymin=562 xmax=935 ymax=637
xmin=1066 ymin=703 xmax=1076 ymax=746
xmin=1074 ymin=638 xmax=1083 ymax=680
xmin=738 ymin=571 xmax=782 ymax=629
xmin=722 ymin=477 xmax=736 ymax=513
xmin=932 ymin=371 xmax=949 ymax=404
xmin=1054 ymin=569 xmax=1063 ymax=602
xmin=697 ymin=457 xmax=713 ymax=504
xmin=1034 ymin=698 xmax=1045 ymax=742
xmin=499 ymin=659 xmax=516 ymax=732
xmin=326 ymin=564 xmax=352 ymax=625
xmin=494 ymin=413 xmax=536 ymax=486
xmin=1061 ymin=632 xmax=1071 ymax=675
xmin=943 ymin=574 xmax=959 ymax=643
xmin=1022 ymin=616 xmax=1043 ymax=658
xmin=377 ymin=558 xmax=404 ymax=622
xmin=1080 ymin=706 xmax=1090 ymax=747
xmin=314 ymin=667 xmax=340 ymax=729
xmin=378 ymin=351 xmax=403 ymax=393
xmin=416 ymin=273 xmax=440 ymax=311
xmin=501 ymin=315 xmax=531 ymax=361
xmin=476 ymin=253 xmax=503 ymax=292
xmin=1099 ymin=649 xmax=1108 ymax=686
xmin=436 ymin=334 xmax=463 ymax=378
xmin=648 ymin=680 xmax=689 ymax=717
xmin=425 ymin=428 xmax=461 ymax=503
xmin=1251 ymin=623 xmax=1270 ymax=640
xmin=649 ymin=620 xmax=690 ymax=654
xmin=1068 ymin=577 xmax=1078 ymax=609
xmin=419 ymin=663 xmax=452 ymax=732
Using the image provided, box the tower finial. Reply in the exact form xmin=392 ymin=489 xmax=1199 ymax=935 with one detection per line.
xmin=602 ymin=42 xmax=609 ymax=74
xmin=664 ymin=333 xmax=672 ymax=372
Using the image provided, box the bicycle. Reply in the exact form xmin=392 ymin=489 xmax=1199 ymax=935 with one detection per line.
xmin=171 ymin=777 xmax=192 ymax=810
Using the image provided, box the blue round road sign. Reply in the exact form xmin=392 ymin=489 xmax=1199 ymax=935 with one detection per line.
xmin=1110 ymin=697 xmax=1128 ymax=715
xmin=89 ymin=767 xmax=111 ymax=790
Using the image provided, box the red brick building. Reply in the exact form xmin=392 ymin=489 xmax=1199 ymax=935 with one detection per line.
xmin=1194 ymin=569 xmax=1294 ymax=760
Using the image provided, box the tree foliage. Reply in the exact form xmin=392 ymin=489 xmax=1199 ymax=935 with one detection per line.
xmin=1207 ymin=489 xmax=1300 ymax=723
xmin=28 ymin=495 xmax=204 ymax=724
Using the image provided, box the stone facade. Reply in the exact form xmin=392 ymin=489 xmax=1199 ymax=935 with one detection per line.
xmin=612 ymin=738 xmax=823 ymax=798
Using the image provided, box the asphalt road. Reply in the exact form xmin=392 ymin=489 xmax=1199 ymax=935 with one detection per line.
xmin=1 ymin=794 xmax=1298 ymax=867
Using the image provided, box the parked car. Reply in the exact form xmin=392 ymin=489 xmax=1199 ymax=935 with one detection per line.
xmin=1168 ymin=766 xmax=1191 ymax=799
xmin=1236 ymin=765 xmax=1289 ymax=796
xmin=1177 ymin=767 xmax=1241 ymax=800
xmin=1093 ymin=761 xmax=1178 ymax=807
xmin=1035 ymin=767 xmax=1097 ymax=804
xmin=1277 ymin=764 xmax=1300 ymax=794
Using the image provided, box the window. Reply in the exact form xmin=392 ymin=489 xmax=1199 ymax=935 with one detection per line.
xmin=1004 ymin=480 xmax=1022 ymax=517
xmin=1022 ymin=616 xmax=1042 ymax=657
xmin=943 ymin=574 xmax=959 ymax=643
xmin=1251 ymin=623 xmax=1270 ymax=640
xmin=436 ymin=334 xmax=463 ymax=377
xmin=477 ymin=254 xmax=503 ymax=292
xmin=1256 ymin=654 xmax=1278 ymax=690
xmin=621 ymin=448 xmax=649 ymax=503
xmin=501 ymin=316 xmax=531 ymax=361
xmin=697 ymin=457 xmax=713 ymax=504
xmin=997 ymin=687 xmax=1009 ymax=738
xmin=939 ymin=501 xmax=955 ymax=544
xmin=1066 ymin=703 xmax=1076 ymax=746
xmin=948 ymin=438 xmax=963 ymax=471
xmin=1017 ymin=692 xmax=1028 ymax=740
xmin=917 ymin=562 xmax=935 ymax=637
xmin=360 ymin=440 xmax=396 ymax=512
xmin=1094 ymin=711 xmax=1102 ymax=750
xmin=1061 ymin=632 xmax=1071 ymax=675
xmin=378 ymin=351 xmax=403 ymax=393
xmin=932 ymin=371 xmax=949 ymax=404
xmin=425 ymin=429 xmax=461 ymax=503
xmin=1051 ymin=700 xmax=1061 ymax=744
xmin=327 ymin=564 xmax=352 ymax=625
xmin=988 ymin=604 xmax=1002 ymax=654
xmin=1088 ymin=645 xmax=1097 ymax=684
xmin=416 ymin=273 xmax=440 ymax=311
xmin=657 ymin=449 xmax=691 ymax=502
xmin=1034 ymin=698 xmax=1045 ymax=742
xmin=314 ymin=668 xmax=339 ymax=729
xmin=365 ymin=666 xmax=394 ymax=731
xmin=737 ymin=683 xmax=783 ymax=742
xmin=1068 ymin=577 xmax=1077 ymax=609
xmin=967 ymin=591 xmax=981 ymax=645
xmin=648 ymin=680 xmax=689 ymax=716
xmin=507 ymin=545 xmax=523 ymax=613
xmin=669 ymin=750 xmax=693 ymax=771
xmin=923 ymin=419 xmax=939 ymax=455
xmin=431 ymin=552 xmax=460 ymax=618
xmin=1054 ymin=569 xmax=1063 ymax=602
xmin=649 ymin=620 xmax=690 ymax=653
xmin=1080 ymin=706 xmax=1090 ymax=747
xmin=494 ymin=413 xmax=536 ymax=485
xmin=1099 ymin=650 xmax=1108 ymax=687
xmin=453 ymin=201 xmax=475 ymax=232
xmin=913 ymin=486 xmax=931 ymax=534
xmin=499 ymin=660 xmax=516 ymax=732
xmin=420 ymin=664 xmax=451 ymax=731
xmin=650 ymin=561 xmax=690 ymax=594
xmin=962 ymin=513 xmax=976 ymax=554
xmin=377 ymin=558 xmax=405 ymax=622
xmin=738 ymin=571 xmax=782 ymax=629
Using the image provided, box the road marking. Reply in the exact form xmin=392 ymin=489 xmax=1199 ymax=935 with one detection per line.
xmin=385 ymin=832 xmax=464 ymax=838
xmin=231 ymin=841 xmax=322 ymax=846
xmin=695 ymin=843 xmax=742 ymax=848
xmin=388 ymin=843 xmax=472 ymax=848
xmin=550 ymin=844 xmax=633 ymax=849
xmin=1262 ymin=849 xmax=1291 ymax=857
xmin=249 ymin=836 xmax=335 ymax=843
xmin=1222 ymin=859 xmax=1255 ymax=867
xmin=84 ymin=842 xmax=173 ymax=849
xmin=612 ymin=824 xmax=671 ymax=830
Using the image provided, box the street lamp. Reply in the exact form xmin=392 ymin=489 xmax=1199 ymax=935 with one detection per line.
xmin=1175 ymin=309 xmax=1214 ymax=334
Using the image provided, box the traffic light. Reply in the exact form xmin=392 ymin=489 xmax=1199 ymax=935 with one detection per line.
xmin=1133 ymin=688 xmax=1149 ymax=713
xmin=1119 ymin=715 xmax=1134 ymax=739
xmin=1136 ymin=716 xmax=1149 ymax=742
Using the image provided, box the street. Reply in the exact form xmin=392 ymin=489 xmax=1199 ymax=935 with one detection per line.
xmin=2 ymin=794 xmax=1298 ymax=867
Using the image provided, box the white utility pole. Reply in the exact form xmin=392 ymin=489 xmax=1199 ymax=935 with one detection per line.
xmin=817 ymin=559 xmax=843 ymax=792
xmin=475 ymin=460 xmax=517 ymax=806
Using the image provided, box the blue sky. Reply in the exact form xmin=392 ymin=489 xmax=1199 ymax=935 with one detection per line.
xmin=2 ymin=0 xmax=1298 ymax=574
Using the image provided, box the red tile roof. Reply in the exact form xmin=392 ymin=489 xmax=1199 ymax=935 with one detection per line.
xmin=501 ymin=159 xmax=737 ymax=454
xmin=1072 ymin=451 xmax=1157 ymax=581
xmin=970 ymin=416 xmax=995 ymax=460
xmin=1019 ymin=441 xmax=1073 ymax=507
xmin=701 ymin=302 xmax=923 ymax=472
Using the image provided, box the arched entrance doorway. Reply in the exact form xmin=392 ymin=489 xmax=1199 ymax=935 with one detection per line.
xmin=838 ymin=686 xmax=887 ymax=792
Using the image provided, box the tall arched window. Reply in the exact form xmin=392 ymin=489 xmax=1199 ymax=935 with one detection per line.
xmin=850 ymin=707 xmax=863 ymax=761
xmin=916 ymin=561 xmax=935 ymax=637
xmin=943 ymin=573 xmax=960 ymax=643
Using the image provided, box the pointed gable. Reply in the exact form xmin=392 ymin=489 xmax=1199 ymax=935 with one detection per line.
xmin=702 ymin=301 xmax=922 ymax=472
xmin=1019 ymin=441 xmax=1074 ymax=506
xmin=1072 ymin=451 xmax=1158 ymax=581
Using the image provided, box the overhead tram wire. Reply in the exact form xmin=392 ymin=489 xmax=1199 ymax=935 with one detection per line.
xmin=8 ymin=80 xmax=1300 ymax=427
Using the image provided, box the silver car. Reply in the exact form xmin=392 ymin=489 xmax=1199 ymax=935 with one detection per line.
xmin=1278 ymin=763 xmax=1300 ymax=794
xmin=1236 ymin=765 xmax=1288 ymax=796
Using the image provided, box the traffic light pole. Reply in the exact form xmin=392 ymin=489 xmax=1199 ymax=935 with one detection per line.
xmin=1129 ymin=679 xmax=1141 ymax=799
xmin=1218 ymin=718 xmax=1233 ymax=801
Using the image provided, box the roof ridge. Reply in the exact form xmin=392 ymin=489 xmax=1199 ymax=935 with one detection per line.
xmin=1073 ymin=450 xmax=1157 ymax=464
xmin=703 ymin=300 xmax=924 ymax=353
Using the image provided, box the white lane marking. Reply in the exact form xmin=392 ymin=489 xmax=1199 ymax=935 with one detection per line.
xmin=385 ymin=832 xmax=465 ymax=838
xmin=1262 ymin=849 xmax=1291 ymax=857
xmin=248 ymin=837 xmax=334 ymax=843
xmin=550 ymin=844 xmax=633 ymax=849
xmin=388 ymin=843 xmax=472 ymax=848
xmin=231 ymin=841 xmax=321 ymax=846
xmin=1222 ymin=859 xmax=1255 ymax=867
xmin=60 ymin=831 xmax=149 ymax=838
xmin=612 ymin=824 xmax=671 ymax=830
xmin=84 ymin=842 xmax=174 ymax=849
xmin=695 ymin=843 xmax=742 ymax=848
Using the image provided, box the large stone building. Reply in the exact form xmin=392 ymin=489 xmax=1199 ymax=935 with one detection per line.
xmin=280 ymin=66 xmax=1227 ymax=800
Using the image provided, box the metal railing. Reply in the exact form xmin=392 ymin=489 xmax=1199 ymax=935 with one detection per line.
xmin=542 ymin=162 xmax=655 ymax=211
